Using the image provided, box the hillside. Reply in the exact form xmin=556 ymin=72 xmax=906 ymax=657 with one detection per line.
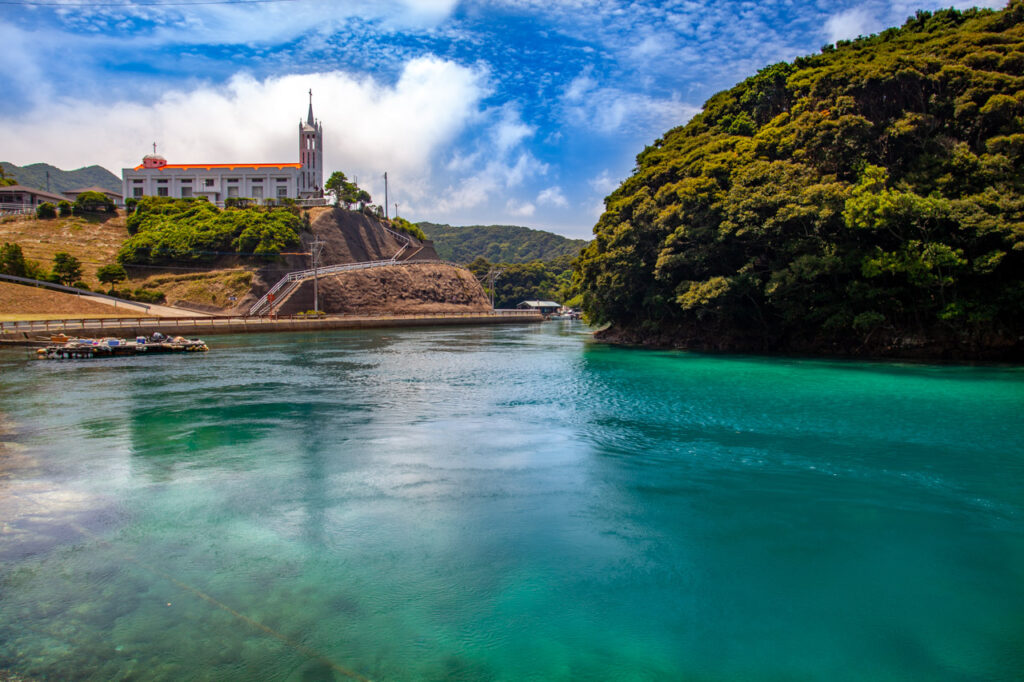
xmin=418 ymin=222 xmax=587 ymax=263
xmin=577 ymin=2 xmax=1024 ymax=360
xmin=1 ymin=162 xmax=121 ymax=195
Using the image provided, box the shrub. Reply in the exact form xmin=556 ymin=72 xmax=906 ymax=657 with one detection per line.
xmin=131 ymin=288 xmax=166 ymax=304
xmin=73 ymin=191 xmax=116 ymax=214
xmin=72 ymin=281 xmax=90 ymax=291
xmin=58 ymin=201 xmax=72 ymax=217
xmin=97 ymin=263 xmax=128 ymax=286
xmin=36 ymin=202 xmax=56 ymax=219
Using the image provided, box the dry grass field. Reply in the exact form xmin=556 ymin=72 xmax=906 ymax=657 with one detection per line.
xmin=0 ymin=212 xmax=128 ymax=288
xmin=0 ymin=281 xmax=154 ymax=321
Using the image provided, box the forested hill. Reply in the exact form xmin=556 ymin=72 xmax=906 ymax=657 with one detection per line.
xmin=0 ymin=162 xmax=121 ymax=195
xmin=576 ymin=2 xmax=1024 ymax=360
xmin=418 ymin=222 xmax=588 ymax=264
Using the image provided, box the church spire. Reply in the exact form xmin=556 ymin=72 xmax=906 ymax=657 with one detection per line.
xmin=307 ymin=89 xmax=314 ymax=126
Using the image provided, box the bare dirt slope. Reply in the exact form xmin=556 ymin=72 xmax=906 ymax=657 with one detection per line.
xmin=0 ymin=281 xmax=154 ymax=319
xmin=276 ymin=263 xmax=490 ymax=315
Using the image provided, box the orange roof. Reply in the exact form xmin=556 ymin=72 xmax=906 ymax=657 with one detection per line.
xmin=132 ymin=162 xmax=302 ymax=171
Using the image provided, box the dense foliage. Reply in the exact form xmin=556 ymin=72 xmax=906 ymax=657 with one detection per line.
xmin=118 ymin=197 xmax=302 ymax=264
xmin=388 ymin=216 xmax=428 ymax=241
xmin=419 ymin=222 xmax=588 ymax=264
xmin=467 ymin=256 xmax=574 ymax=308
xmin=74 ymin=191 xmax=116 ymax=214
xmin=577 ymin=3 xmax=1024 ymax=357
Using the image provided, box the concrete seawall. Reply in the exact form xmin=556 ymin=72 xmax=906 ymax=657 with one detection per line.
xmin=0 ymin=310 xmax=544 ymax=345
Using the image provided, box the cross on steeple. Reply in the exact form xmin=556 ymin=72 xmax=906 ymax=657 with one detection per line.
xmin=307 ymin=89 xmax=315 ymax=126
xmin=152 ymin=142 xmax=157 ymax=155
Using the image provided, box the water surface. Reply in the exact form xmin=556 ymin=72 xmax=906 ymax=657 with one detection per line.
xmin=1 ymin=323 xmax=1022 ymax=680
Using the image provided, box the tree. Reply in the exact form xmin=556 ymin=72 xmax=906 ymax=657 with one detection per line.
xmin=0 ymin=242 xmax=28 ymax=277
xmin=0 ymin=167 xmax=15 ymax=187
xmin=325 ymin=171 xmax=371 ymax=209
xmin=36 ymin=202 xmax=56 ymax=219
xmin=73 ymin=191 xmax=116 ymax=214
xmin=52 ymin=252 xmax=83 ymax=286
xmin=325 ymin=171 xmax=348 ymax=207
xmin=96 ymin=263 xmax=128 ymax=287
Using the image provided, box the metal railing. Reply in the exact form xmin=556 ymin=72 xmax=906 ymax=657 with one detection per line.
xmin=0 ymin=273 xmax=151 ymax=311
xmin=0 ymin=310 xmax=542 ymax=335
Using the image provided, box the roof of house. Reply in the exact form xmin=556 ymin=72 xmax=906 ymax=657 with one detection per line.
xmin=518 ymin=300 xmax=561 ymax=308
xmin=65 ymin=186 xmax=123 ymax=198
xmin=131 ymin=162 xmax=302 ymax=172
xmin=0 ymin=184 xmax=69 ymax=202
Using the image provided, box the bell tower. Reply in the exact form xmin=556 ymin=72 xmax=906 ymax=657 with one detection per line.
xmin=298 ymin=89 xmax=323 ymax=198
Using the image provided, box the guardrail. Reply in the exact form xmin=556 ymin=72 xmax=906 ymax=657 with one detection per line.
xmin=0 ymin=310 xmax=542 ymax=335
xmin=0 ymin=273 xmax=152 ymax=311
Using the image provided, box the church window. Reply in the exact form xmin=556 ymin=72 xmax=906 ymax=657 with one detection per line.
xmin=277 ymin=186 xmax=288 ymax=199
xmin=227 ymin=186 xmax=239 ymax=198
xmin=157 ymin=187 xmax=169 ymax=197
xmin=205 ymin=179 xmax=214 ymax=187
xmin=181 ymin=187 xmax=193 ymax=198
xmin=133 ymin=187 xmax=143 ymax=198
xmin=252 ymin=186 xmax=263 ymax=199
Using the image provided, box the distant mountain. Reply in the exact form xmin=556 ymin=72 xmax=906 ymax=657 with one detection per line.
xmin=418 ymin=222 xmax=588 ymax=264
xmin=0 ymin=162 xmax=121 ymax=195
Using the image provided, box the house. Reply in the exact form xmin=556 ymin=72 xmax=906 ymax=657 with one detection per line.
xmin=517 ymin=300 xmax=561 ymax=315
xmin=0 ymin=184 xmax=69 ymax=212
xmin=121 ymin=92 xmax=324 ymax=205
xmin=64 ymin=186 xmax=124 ymax=206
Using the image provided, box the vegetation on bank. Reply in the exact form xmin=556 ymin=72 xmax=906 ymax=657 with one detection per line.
xmin=576 ymin=3 xmax=1024 ymax=357
xmin=466 ymin=256 xmax=575 ymax=308
xmin=419 ymin=222 xmax=588 ymax=264
xmin=118 ymin=197 xmax=302 ymax=265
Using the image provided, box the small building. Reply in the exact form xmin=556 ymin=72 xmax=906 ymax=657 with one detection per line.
xmin=0 ymin=184 xmax=69 ymax=212
xmin=122 ymin=92 xmax=324 ymax=204
xmin=64 ymin=186 xmax=124 ymax=206
xmin=517 ymin=300 xmax=561 ymax=315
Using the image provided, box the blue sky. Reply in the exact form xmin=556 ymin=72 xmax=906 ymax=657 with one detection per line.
xmin=0 ymin=0 xmax=1005 ymax=238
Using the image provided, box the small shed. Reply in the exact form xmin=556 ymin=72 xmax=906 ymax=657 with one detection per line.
xmin=517 ymin=300 xmax=561 ymax=315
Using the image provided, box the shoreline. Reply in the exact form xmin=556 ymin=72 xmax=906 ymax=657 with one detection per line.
xmin=0 ymin=310 xmax=544 ymax=346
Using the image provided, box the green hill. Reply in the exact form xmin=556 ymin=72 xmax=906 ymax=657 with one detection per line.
xmin=1 ymin=162 xmax=121 ymax=195
xmin=577 ymin=2 xmax=1024 ymax=360
xmin=418 ymin=222 xmax=588 ymax=264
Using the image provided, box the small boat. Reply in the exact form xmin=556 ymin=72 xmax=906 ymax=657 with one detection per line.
xmin=37 ymin=334 xmax=209 ymax=360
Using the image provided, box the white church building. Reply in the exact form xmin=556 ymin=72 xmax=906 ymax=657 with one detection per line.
xmin=122 ymin=93 xmax=324 ymax=204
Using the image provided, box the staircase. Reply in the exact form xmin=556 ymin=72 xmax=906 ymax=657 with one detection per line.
xmin=248 ymin=224 xmax=422 ymax=316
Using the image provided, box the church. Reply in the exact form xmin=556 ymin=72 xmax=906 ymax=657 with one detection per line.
xmin=121 ymin=93 xmax=324 ymax=204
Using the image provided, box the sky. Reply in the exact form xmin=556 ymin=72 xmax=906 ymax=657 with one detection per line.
xmin=0 ymin=0 xmax=1007 ymax=238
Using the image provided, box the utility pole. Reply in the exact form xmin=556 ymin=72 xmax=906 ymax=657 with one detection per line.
xmin=383 ymin=172 xmax=389 ymax=219
xmin=486 ymin=268 xmax=502 ymax=309
xmin=311 ymin=237 xmax=325 ymax=314
xmin=394 ymin=202 xmax=399 ymax=218
xmin=46 ymin=170 xmax=50 ymax=192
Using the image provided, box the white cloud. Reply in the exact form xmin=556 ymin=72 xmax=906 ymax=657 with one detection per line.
xmin=588 ymin=169 xmax=619 ymax=195
xmin=506 ymin=199 xmax=536 ymax=217
xmin=824 ymin=8 xmax=878 ymax=44
xmin=0 ymin=58 xmax=486 ymax=208
xmin=537 ymin=186 xmax=568 ymax=208
xmin=562 ymin=75 xmax=700 ymax=135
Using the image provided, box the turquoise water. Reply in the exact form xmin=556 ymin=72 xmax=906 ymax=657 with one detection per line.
xmin=1 ymin=323 xmax=1023 ymax=681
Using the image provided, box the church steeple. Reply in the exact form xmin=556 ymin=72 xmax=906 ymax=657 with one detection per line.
xmin=298 ymin=89 xmax=323 ymax=199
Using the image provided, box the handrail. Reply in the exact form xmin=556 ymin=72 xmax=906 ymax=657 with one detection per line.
xmin=0 ymin=273 xmax=151 ymax=310
xmin=0 ymin=309 xmax=542 ymax=335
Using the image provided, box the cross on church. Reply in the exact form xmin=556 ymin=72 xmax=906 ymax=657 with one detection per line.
xmin=152 ymin=142 xmax=157 ymax=155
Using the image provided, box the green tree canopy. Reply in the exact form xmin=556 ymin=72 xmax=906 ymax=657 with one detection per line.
xmin=325 ymin=171 xmax=371 ymax=209
xmin=96 ymin=263 xmax=128 ymax=286
xmin=74 ymin=191 xmax=116 ymax=214
xmin=52 ymin=252 xmax=83 ymax=286
xmin=576 ymin=2 xmax=1024 ymax=359
xmin=118 ymin=196 xmax=302 ymax=265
